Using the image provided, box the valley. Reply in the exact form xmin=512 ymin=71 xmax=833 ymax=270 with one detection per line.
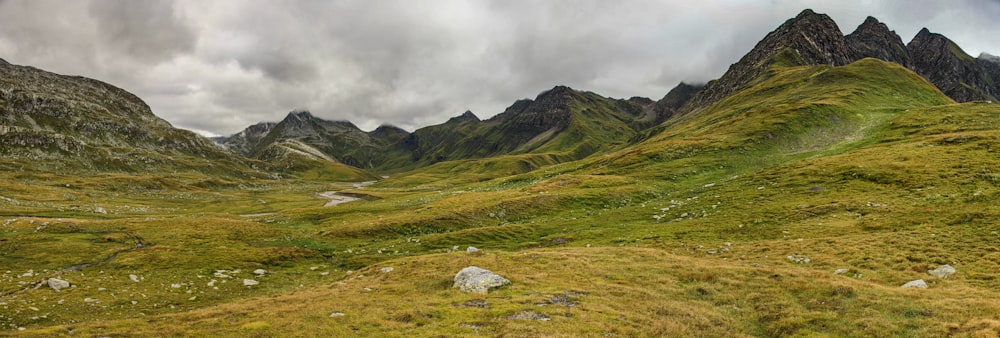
xmin=2 ymin=8 xmax=1000 ymax=337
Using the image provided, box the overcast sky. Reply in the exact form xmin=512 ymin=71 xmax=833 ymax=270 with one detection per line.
xmin=1 ymin=0 xmax=998 ymax=136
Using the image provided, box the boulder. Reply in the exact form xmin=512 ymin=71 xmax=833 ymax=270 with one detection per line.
xmin=47 ymin=278 xmax=70 ymax=291
xmin=253 ymin=269 xmax=267 ymax=276
xmin=928 ymin=264 xmax=956 ymax=279
xmin=453 ymin=266 xmax=511 ymax=293
xmin=243 ymin=279 xmax=259 ymax=286
xmin=901 ymin=279 xmax=928 ymax=289
xmin=466 ymin=246 xmax=480 ymax=254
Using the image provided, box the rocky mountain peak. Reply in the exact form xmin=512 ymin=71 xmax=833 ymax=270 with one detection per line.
xmin=285 ymin=110 xmax=315 ymax=121
xmin=846 ymin=16 xmax=910 ymax=67
xmin=677 ymin=9 xmax=851 ymax=115
xmin=907 ymin=27 xmax=993 ymax=102
xmin=447 ymin=110 xmax=480 ymax=124
xmin=980 ymin=53 xmax=1000 ymax=63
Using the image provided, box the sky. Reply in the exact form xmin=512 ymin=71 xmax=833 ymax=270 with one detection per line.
xmin=1 ymin=0 xmax=998 ymax=136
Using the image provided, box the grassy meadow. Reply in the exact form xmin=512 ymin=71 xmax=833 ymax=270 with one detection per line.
xmin=4 ymin=59 xmax=1000 ymax=336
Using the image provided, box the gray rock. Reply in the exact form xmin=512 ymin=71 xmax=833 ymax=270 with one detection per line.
xmin=379 ymin=267 xmax=393 ymax=273
xmin=466 ymin=246 xmax=480 ymax=254
xmin=243 ymin=279 xmax=259 ymax=286
xmin=453 ymin=266 xmax=511 ymax=293
xmin=834 ymin=268 xmax=850 ymax=275
xmin=507 ymin=310 xmax=550 ymax=321
xmin=129 ymin=274 xmax=140 ymax=283
xmin=901 ymin=279 xmax=928 ymax=289
xmin=329 ymin=312 xmax=345 ymax=317
xmin=253 ymin=269 xmax=267 ymax=276
xmin=928 ymin=264 xmax=956 ymax=279
xmin=47 ymin=278 xmax=70 ymax=291
xmin=787 ymin=255 xmax=811 ymax=264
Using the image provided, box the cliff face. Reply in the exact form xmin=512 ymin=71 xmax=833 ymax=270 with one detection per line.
xmin=907 ymin=28 xmax=997 ymax=102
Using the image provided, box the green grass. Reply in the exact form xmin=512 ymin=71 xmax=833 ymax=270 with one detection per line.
xmin=5 ymin=59 xmax=1000 ymax=336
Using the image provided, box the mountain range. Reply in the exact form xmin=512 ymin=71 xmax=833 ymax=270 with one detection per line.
xmin=6 ymin=8 xmax=1000 ymax=336
xmin=215 ymin=9 xmax=999 ymax=175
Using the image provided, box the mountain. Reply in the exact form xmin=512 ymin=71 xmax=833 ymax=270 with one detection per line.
xmin=0 ymin=58 xmax=255 ymax=176
xmin=674 ymin=9 xmax=998 ymax=116
xmin=677 ymin=9 xmax=853 ymax=115
xmin=222 ymin=86 xmax=651 ymax=173
xmin=907 ymin=28 xmax=998 ymax=102
xmin=845 ymin=16 xmax=911 ymax=67
xmin=651 ymin=82 xmax=702 ymax=124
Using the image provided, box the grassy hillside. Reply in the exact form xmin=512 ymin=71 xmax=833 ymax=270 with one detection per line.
xmin=6 ymin=59 xmax=1000 ymax=336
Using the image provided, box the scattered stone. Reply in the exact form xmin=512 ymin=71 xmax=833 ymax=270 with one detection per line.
xmin=329 ymin=312 xmax=346 ymax=317
xmin=834 ymin=268 xmax=850 ymax=275
xmin=928 ymin=264 xmax=956 ymax=279
xmin=253 ymin=269 xmax=267 ymax=276
xmin=84 ymin=297 xmax=98 ymax=303
xmin=207 ymin=280 xmax=216 ymax=287
xmin=309 ymin=266 xmax=319 ymax=271
xmin=460 ymin=299 xmax=489 ymax=308
xmin=901 ymin=279 xmax=928 ymax=289
xmin=131 ymin=300 xmax=138 ymax=305
xmin=171 ymin=283 xmax=182 ymax=289
xmin=129 ymin=274 xmax=140 ymax=283
xmin=379 ymin=267 xmax=393 ymax=273
xmin=787 ymin=255 xmax=811 ymax=264
xmin=188 ymin=296 xmax=197 ymax=301
xmin=213 ymin=271 xmax=231 ymax=279
xmin=507 ymin=310 xmax=550 ymax=321
xmin=243 ymin=279 xmax=259 ymax=286
xmin=453 ymin=266 xmax=511 ymax=293
xmin=47 ymin=278 xmax=70 ymax=291
xmin=466 ymin=246 xmax=480 ymax=254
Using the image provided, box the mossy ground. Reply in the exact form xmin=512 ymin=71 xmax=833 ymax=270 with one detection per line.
xmin=4 ymin=60 xmax=1000 ymax=336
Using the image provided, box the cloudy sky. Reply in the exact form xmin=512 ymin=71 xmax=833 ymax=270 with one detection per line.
xmin=1 ymin=0 xmax=998 ymax=136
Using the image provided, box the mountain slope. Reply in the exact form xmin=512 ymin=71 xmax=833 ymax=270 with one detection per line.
xmin=18 ymin=55 xmax=1000 ymax=338
xmin=0 ymin=58 xmax=254 ymax=177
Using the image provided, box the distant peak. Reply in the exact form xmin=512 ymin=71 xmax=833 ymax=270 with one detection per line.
xmin=287 ymin=110 xmax=314 ymax=119
xmin=917 ymin=27 xmax=932 ymax=36
xmin=536 ymin=85 xmax=575 ymax=101
xmin=447 ymin=110 xmax=480 ymax=123
xmin=980 ymin=53 xmax=1000 ymax=63
xmin=796 ymin=8 xmax=817 ymax=18
xmin=861 ymin=16 xmax=881 ymax=25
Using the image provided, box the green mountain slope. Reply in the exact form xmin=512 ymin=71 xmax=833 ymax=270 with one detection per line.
xmin=16 ymin=54 xmax=1000 ymax=337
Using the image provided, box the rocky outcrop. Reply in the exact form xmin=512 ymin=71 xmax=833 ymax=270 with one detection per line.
xmin=846 ymin=16 xmax=911 ymax=67
xmin=907 ymin=28 xmax=996 ymax=102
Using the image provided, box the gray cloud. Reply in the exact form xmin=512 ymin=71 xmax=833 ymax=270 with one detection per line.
xmin=0 ymin=0 xmax=997 ymax=136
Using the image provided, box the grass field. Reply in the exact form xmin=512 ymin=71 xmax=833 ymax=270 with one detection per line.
xmin=4 ymin=59 xmax=1000 ymax=336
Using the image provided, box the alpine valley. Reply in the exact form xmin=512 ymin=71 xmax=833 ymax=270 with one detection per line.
xmin=3 ymin=9 xmax=1000 ymax=337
